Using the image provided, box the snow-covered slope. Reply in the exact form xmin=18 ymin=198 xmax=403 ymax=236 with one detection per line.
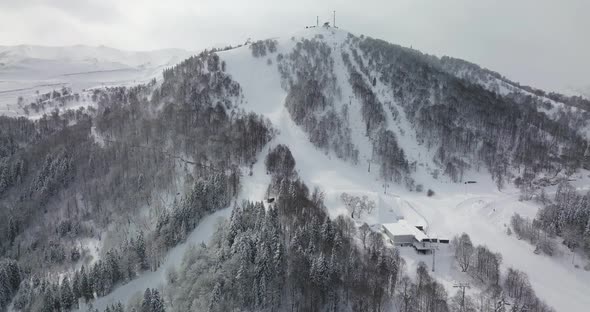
xmin=0 ymin=45 xmax=191 ymax=117
xmin=0 ymin=45 xmax=188 ymax=70
xmin=440 ymin=56 xmax=590 ymax=141
xmin=217 ymin=27 xmax=590 ymax=311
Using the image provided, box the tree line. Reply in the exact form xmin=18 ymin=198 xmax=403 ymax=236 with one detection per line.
xmin=452 ymin=233 xmax=554 ymax=312
xmin=535 ymin=182 xmax=590 ymax=257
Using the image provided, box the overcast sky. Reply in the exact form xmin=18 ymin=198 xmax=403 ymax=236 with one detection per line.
xmin=0 ymin=0 xmax=588 ymax=93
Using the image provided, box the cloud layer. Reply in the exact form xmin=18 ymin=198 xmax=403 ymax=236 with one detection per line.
xmin=0 ymin=0 xmax=588 ymax=92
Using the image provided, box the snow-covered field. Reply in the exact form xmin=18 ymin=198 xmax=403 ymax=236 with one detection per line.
xmin=5 ymin=28 xmax=589 ymax=311
xmin=0 ymin=45 xmax=191 ymax=117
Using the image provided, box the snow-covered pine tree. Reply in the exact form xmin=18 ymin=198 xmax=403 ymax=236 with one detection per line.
xmin=60 ymin=277 xmax=74 ymax=310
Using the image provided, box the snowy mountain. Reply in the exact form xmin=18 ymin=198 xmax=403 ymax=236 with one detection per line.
xmin=213 ymin=28 xmax=590 ymax=312
xmin=1 ymin=27 xmax=590 ymax=312
xmin=570 ymin=85 xmax=590 ymax=100
xmin=0 ymin=45 xmax=191 ymax=117
xmin=439 ymin=56 xmax=590 ymax=140
xmin=0 ymin=45 xmax=188 ymax=69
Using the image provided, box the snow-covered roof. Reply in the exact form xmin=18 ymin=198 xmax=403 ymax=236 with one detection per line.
xmin=382 ymin=220 xmax=428 ymax=242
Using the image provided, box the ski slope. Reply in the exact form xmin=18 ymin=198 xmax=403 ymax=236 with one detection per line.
xmin=219 ymin=27 xmax=590 ymax=311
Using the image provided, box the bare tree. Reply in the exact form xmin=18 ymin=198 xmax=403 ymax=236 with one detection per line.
xmin=453 ymin=233 xmax=474 ymax=272
xmin=359 ymin=223 xmax=371 ymax=249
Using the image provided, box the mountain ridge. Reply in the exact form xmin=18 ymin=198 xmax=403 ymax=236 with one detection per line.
xmin=0 ymin=45 xmax=190 ymax=68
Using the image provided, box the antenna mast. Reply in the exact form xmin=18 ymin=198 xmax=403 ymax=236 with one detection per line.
xmin=333 ymin=10 xmax=336 ymax=28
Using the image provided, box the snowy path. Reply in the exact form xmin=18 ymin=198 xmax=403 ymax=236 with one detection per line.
xmin=76 ymin=207 xmax=232 ymax=312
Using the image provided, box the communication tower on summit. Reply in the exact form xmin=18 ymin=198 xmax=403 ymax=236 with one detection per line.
xmin=307 ymin=11 xmax=338 ymax=29
xmin=333 ymin=10 xmax=336 ymax=28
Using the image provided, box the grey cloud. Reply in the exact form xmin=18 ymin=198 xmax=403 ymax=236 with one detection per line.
xmin=0 ymin=0 xmax=588 ymax=93
xmin=0 ymin=0 xmax=120 ymax=23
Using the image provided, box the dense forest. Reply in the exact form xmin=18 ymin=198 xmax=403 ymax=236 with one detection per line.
xmin=274 ymin=32 xmax=588 ymax=191
xmin=440 ymin=56 xmax=590 ymax=112
xmin=167 ymin=144 xmax=403 ymax=311
xmin=535 ymin=182 xmax=590 ymax=257
xmin=348 ymin=34 xmax=588 ymax=187
xmin=279 ymin=37 xmax=360 ymax=165
xmin=350 ymin=36 xmax=588 ymax=187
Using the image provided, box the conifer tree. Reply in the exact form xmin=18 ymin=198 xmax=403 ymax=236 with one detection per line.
xmin=60 ymin=277 xmax=74 ymax=311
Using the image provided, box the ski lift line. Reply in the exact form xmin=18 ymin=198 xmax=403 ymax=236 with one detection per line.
xmin=101 ymin=138 xmax=214 ymax=169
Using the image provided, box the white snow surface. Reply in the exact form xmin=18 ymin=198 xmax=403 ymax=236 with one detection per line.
xmin=16 ymin=28 xmax=590 ymax=311
xmin=0 ymin=45 xmax=191 ymax=117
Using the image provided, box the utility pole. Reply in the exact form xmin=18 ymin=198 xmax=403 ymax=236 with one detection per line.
xmin=432 ymin=247 xmax=436 ymax=272
xmin=453 ymin=283 xmax=470 ymax=312
xmin=317 ymin=16 xmax=319 ymax=27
